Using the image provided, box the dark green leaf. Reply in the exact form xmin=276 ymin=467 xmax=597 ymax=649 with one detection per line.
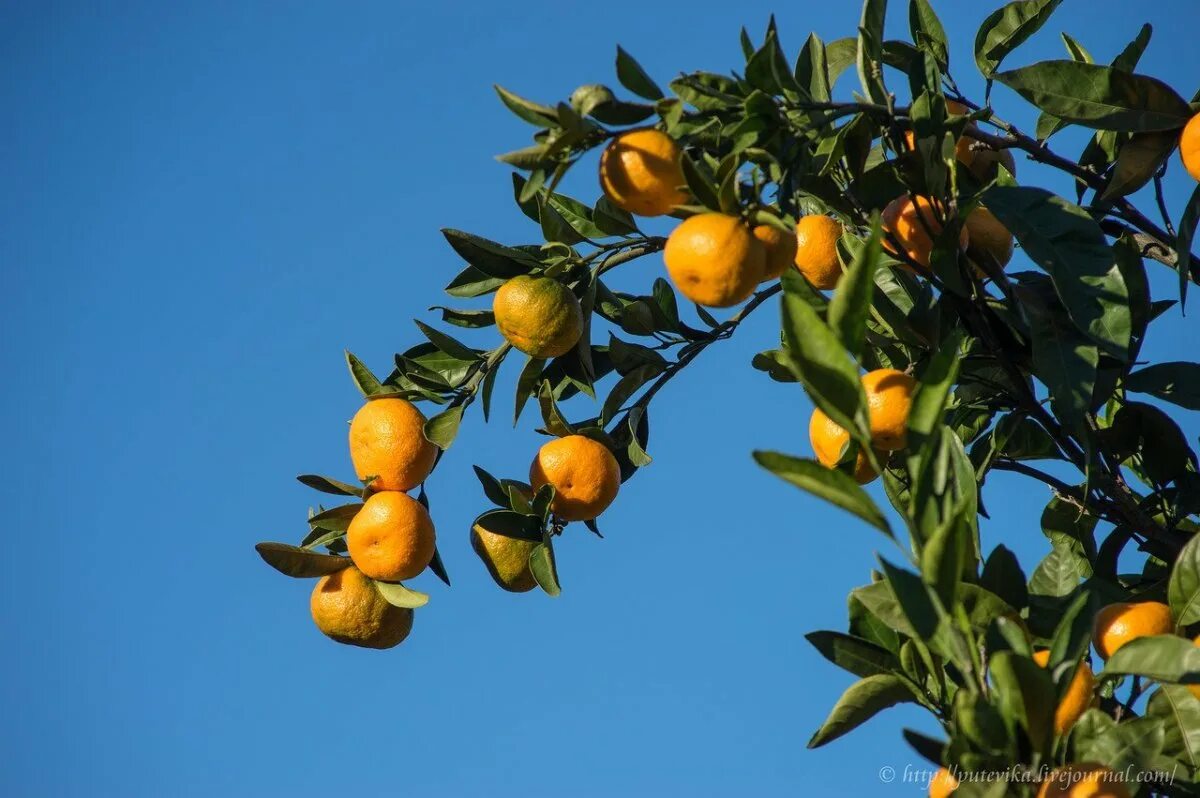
xmin=1126 ymin=362 xmax=1200 ymax=411
xmin=1101 ymin=636 xmax=1200 ymax=683
xmin=807 ymin=674 xmax=917 ymax=748
xmin=1146 ymin=686 xmax=1200 ymax=769
xmin=1100 ymin=130 xmax=1177 ymax=201
xmin=529 ymin=540 xmax=561 ymax=597
xmin=473 ymin=509 xmax=543 ymax=543
xmin=879 ymin=558 xmax=941 ymax=641
xmin=296 ymin=474 xmax=362 ymax=497
xmin=1169 ymin=533 xmax=1200 ymax=626
xmin=346 ymin=350 xmax=383 ymax=397
xmin=908 ymin=0 xmax=949 ymax=69
xmin=805 ymin=631 xmax=900 ymax=678
xmin=856 ymin=0 xmax=889 ymax=105
xmin=974 ymin=0 xmax=1063 ymax=77
xmin=996 ymin=61 xmax=1192 ymax=131
xmin=981 ymin=544 xmax=1029 ymax=611
xmin=753 ymin=451 xmax=892 ymax=536
xmin=513 ymin=355 xmax=546 ymax=425
xmin=615 ymin=46 xmax=664 ymax=100
xmin=493 ymin=85 xmax=557 ymax=126
xmin=987 ymin=187 xmax=1130 ymax=360
xmin=429 ymin=306 xmax=495 ymax=329
xmin=255 ymin=543 xmax=349 ymax=578
xmin=441 ymin=228 xmax=538 ymax=279
xmin=424 ymin=405 xmax=464 ymax=450
xmin=414 ymin=320 xmax=481 ymax=362
xmin=827 ymin=214 xmax=882 ymax=359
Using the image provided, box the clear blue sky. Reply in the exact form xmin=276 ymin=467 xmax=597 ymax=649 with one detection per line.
xmin=3 ymin=1 xmax=1198 ymax=796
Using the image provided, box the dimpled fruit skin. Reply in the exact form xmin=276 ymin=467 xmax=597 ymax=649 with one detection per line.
xmin=471 ymin=524 xmax=538 ymax=592
xmin=929 ymin=766 xmax=959 ymax=798
xmin=1092 ymin=601 xmax=1174 ymax=660
xmin=1032 ymin=650 xmax=1095 ymax=736
xmin=1036 ymin=764 xmax=1130 ymax=798
xmin=310 ymin=566 xmax=414 ymax=649
xmin=881 ymin=196 xmax=969 ymax=272
xmin=349 ymin=398 xmax=437 ymax=492
xmin=965 ymin=206 xmax=1014 ymax=270
xmin=809 ymin=407 xmax=879 ymax=485
xmin=598 ymin=129 xmax=688 ymax=217
xmin=793 ymin=215 xmax=844 ymax=289
xmin=1181 ymin=113 xmax=1200 ymax=181
xmin=862 ymin=368 xmax=917 ymax=451
xmin=346 ymin=491 xmax=436 ymax=582
xmin=493 ymin=275 xmax=584 ymax=358
xmin=529 ymin=434 xmax=620 ymax=522
xmin=752 ymin=224 xmax=798 ymax=282
xmin=663 ymin=212 xmax=764 ymax=308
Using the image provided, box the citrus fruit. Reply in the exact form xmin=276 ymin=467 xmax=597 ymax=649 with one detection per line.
xmin=346 ymin=491 xmax=436 ymax=582
xmin=472 ymin=486 xmax=538 ymax=593
xmin=663 ymin=212 xmax=764 ymax=308
xmin=1032 ymin=649 xmax=1095 ymax=736
xmin=310 ymin=565 xmax=414 ymax=649
xmin=929 ymin=767 xmax=959 ymax=798
xmin=793 ymin=215 xmax=844 ymax=290
xmin=493 ymin=275 xmax=584 ymax=358
xmin=1181 ymin=113 xmax=1200 ymax=181
xmin=881 ymin=196 xmax=969 ymax=273
xmin=809 ymin=407 xmax=880 ymax=485
xmin=862 ymin=368 xmax=917 ymax=451
xmin=752 ymin=224 xmax=798 ymax=282
xmin=965 ymin=205 xmax=1014 ymax=272
xmin=349 ymin=397 xmax=438 ymax=492
xmin=599 ymin=129 xmax=688 ymax=217
xmin=1092 ymin=601 xmax=1174 ymax=660
xmin=1037 ymin=764 xmax=1130 ymax=798
xmin=529 ymin=434 xmax=620 ymax=521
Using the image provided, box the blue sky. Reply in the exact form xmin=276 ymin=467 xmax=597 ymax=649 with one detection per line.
xmin=3 ymin=1 xmax=1199 ymax=796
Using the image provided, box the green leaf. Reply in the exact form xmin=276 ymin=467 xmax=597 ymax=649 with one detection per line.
xmin=1111 ymin=23 xmax=1152 ymax=74
xmin=856 ymin=0 xmax=889 ymax=105
xmin=615 ymin=46 xmax=664 ymax=101
xmin=1071 ymin=711 xmax=1165 ymax=777
xmin=1177 ymin=184 xmax=1200 ymax=310
xmin=472 ymin=509 xmax=543 ymax=543
xmin=308 ymin=503 xmax=363 ymax=532
xmin=879 ymin=558 xmax=941 ymax=641
xmin=1026 ymin=295 xmax=1098 ymax=429
xmin=424 ymin=405 xmax=465 ymax=450
xmin=1101 ymin=636 xmax=1200 ymax=684
xmin=995 ymin=61 xmax=1192 ymax=132
xmin=255 ymin=543 xmax=349 ymax=578
xmin=429 ymin=306 xmax=496 ymax=329
xmin=680 ymin=152 xmax=721 ymax=212
xmin=493 ymin=85 xmax=557 ymax=126
xmin=989 ymin=650 xmax=1056 ymax=752
xmin=794 ymin=33 xmax=831 ymax=103
xmin=906 ymin=328 xmax=965 ymax=475
xmin=807 ymin=674 xmax=918 ymax=748
xmin=805 ymin=631 xmax=901 ymax=678
xmin=472 ymin=466 xmax=510 ymax=507
xmin=373 ymin=580 xmax=429 ymax=609
xmin=529 ymin=539 xmax=561 ymax=597
xmin=827 ymin=214 xmax=881 ymax=360
xmin=296 ymin=474 xmax=362 ymax=497
xmin=908 ymin=0 xmax=949 ymax=69
xmin=1169 ymin=533 xmax=1200 ymax=627
xmin=1126 ymin=362 xmax=1200 ymax=411
xmin=985 ymin=187 xmax=1130 ymax=360
xmin=346 ymin=350 xmax=383 ymax=397
xmin=444 ymin=264 xmax=507 ymax=298
xmin=536 ymin=380 xmax=575 ymax=437
xmin=1100 ymin=130 xmax=1177 ymax=201
xmin=921 ymin=512 xmax=968 ymax=609
xmin=414 ymin=320 xmax=481 ymax=363
xmin=746 ymin=29 xmax=800 ymax=97
xmin=1028 ymin=542 xmax=1088 ymax=599
xmin=513 ymin=355 xmax=545 ymax=426
xmin=974 ymin=0 xmax=1063 ymax=78
xmin=779 ymin=270 xmax=871 ymax=452
xmin=1146 ymin=686 xmax=1200 ymax=769
xmin=981 ymin=544 xmax=1030 ymax=611
xmin=752 ymin=451 xmax=892 ymax=537
xmin=441 ymin=228 xmax=538 ymax=279
xmin=825 ymin=38 xmax=859 ymax=90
